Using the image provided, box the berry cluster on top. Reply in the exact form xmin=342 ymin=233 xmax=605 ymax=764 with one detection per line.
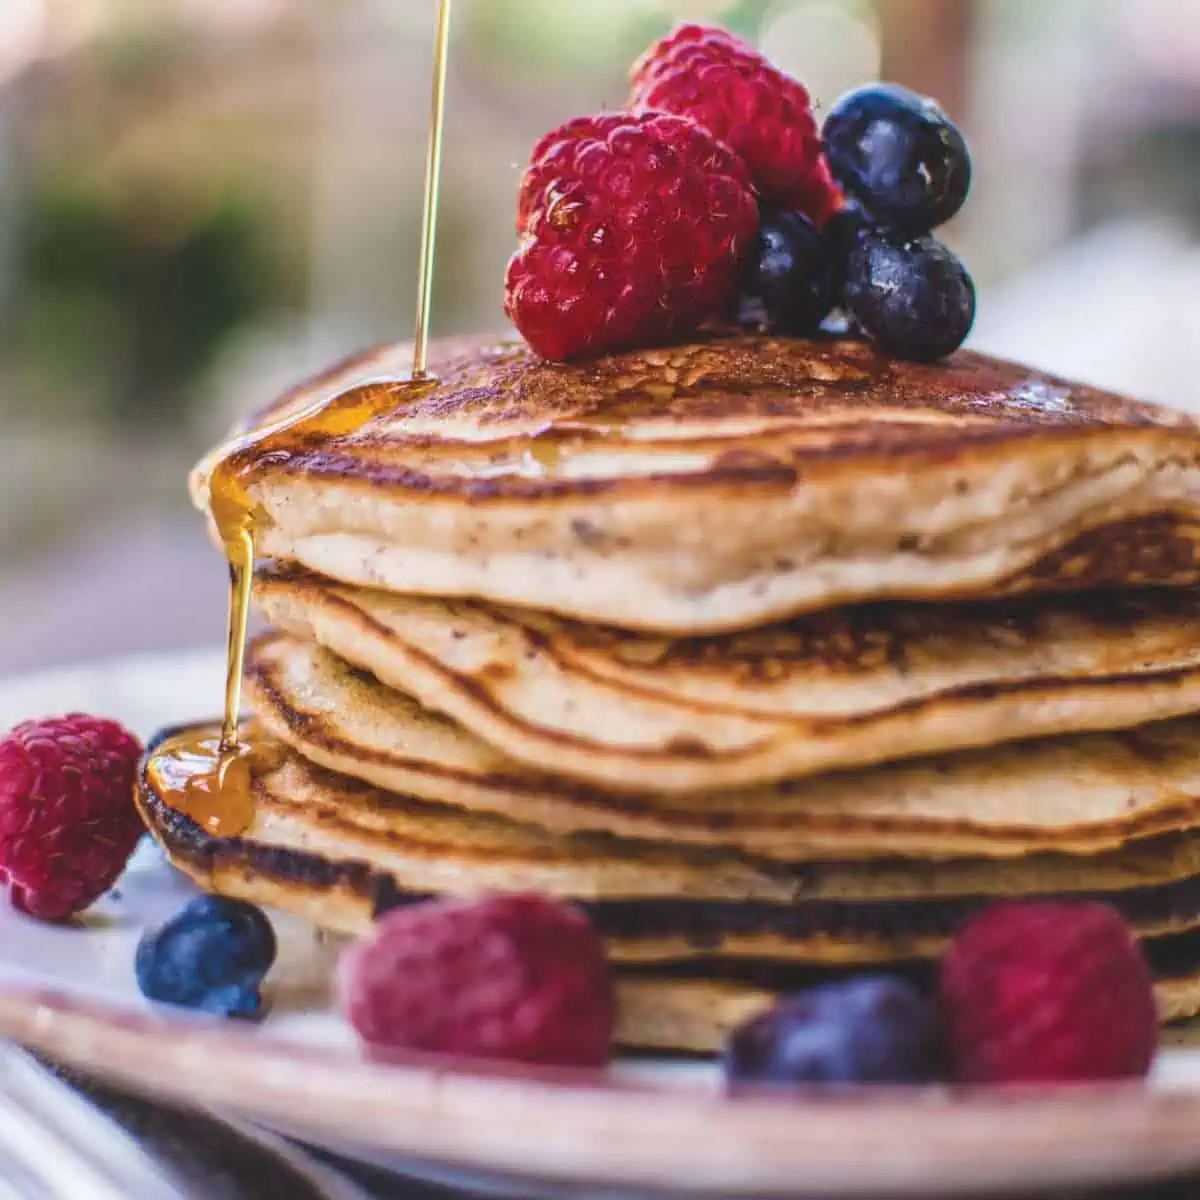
xmin=506 ymin=23 xmax=976 ymax=366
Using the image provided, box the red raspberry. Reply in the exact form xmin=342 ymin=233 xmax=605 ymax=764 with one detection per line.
xmin=338 ymin=894 xmax=614 ymax=1068
xmin=630 ymin=23 xmax=841 ymax=225
xmin=940 ymin=902 xmax=1157 ymax=1085
xmin=507 ymin=111 xmax=758 ymax=361
xmin=516 ymin=113 xmax=627 ymax=235
xmin=0 ymin=715 xmax=144 ymax=922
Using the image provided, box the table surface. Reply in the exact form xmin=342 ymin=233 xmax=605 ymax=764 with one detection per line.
xmin=47 ymin=1061 xmax=453 ymax=1199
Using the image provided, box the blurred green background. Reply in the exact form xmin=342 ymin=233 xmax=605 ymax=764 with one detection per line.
xmin=1 ymin=0 xmax=1199 ymax=673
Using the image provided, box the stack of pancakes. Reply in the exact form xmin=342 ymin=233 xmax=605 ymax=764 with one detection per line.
xmin=142 ymin=333 xmax=1200 ymax=1052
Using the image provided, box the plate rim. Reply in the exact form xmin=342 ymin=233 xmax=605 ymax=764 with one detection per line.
xmin=6 ymin=983 xmax=1200 ymax=1198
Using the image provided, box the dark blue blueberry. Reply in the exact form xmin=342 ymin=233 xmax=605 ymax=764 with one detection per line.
xmin=823 ymin=83 xmax=971 ymax=235
xmin=724 ymin=976 xmax=944 ymax=1087
xmin=735 ymin=208 xmax=839 ymax=335
xmin=844 ymin=229 xmax=976 ymax=362
xmin=824 ymin=204 xmax=871 ymax=267
xmin=821 ymin=204 xmax=872 ymax=326
xmin=135 ymin=896 xmax=276 ymax=1020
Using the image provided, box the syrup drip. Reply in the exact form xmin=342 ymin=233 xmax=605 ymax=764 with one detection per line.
xmin=147 ymin=732 xmax=286 ymax=838
xmin=147 ymin=0 xmax=454 ymax=838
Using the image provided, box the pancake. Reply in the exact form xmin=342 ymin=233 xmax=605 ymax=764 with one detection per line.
xmin=258 ymin=565 xmax=1200 ymax=791
xmin=138 ymin=725 xmax=1200 ymax=966
xmin=244 ymin=631 xmax=1200 ymax=862
xmin=614 ymin=931 xmax=1200 ymax=1053
xmin=615 ymin=976 xmax=772 ymax=1054
xmin=193 ymin=332 xmax=1200 ymax=633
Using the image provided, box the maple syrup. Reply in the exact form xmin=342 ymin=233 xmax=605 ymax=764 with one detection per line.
xmin=148 ymin=0 xmax=454 ymax=836
xmin=146 ymin=732 xmax=286 ymax=838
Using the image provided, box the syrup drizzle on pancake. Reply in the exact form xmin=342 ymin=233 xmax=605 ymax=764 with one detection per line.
xmin=143 ymin=0 xmax=454 ymax=837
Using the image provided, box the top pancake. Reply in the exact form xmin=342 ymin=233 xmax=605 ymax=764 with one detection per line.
xmin=195 ymin=332 xmax=1200 ymax=632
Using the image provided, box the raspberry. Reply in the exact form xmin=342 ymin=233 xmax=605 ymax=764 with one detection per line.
xmin=0 ymin=715 xmax=143 ymax=922
xmin=516 ymin=113 xmax=627 ymax=235
xmin=338 ymin=894 xmax=614 ymax=1068
xmin=507 ymin=111 xmax=758 ymax=361
xmin=940 ymin=902 xmax=1157 ymax=1085
xmin=630 ymin=23 xmax=841 ymax=225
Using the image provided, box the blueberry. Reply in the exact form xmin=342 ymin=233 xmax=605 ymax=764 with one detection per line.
xmin=735 ymin=208 xmax=839 ymax=335
xmin=824 ymin=204 xmax=871 ymax=261
xmin=135 ymin=896 xmax=276 ymax=1020
xmin=724 ymin=976 xmax=944 ymax=1087
xmin=844 ymin=229 xmax=976 ymax=362
xmin=823 ymin=83 xmax=971 ymax=235
xmin=821 ymin=205 xmax=871 ymax=316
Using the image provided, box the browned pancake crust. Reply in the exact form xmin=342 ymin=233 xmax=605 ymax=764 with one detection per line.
xmin=244 ymin=635 xmax=1200 ymax=861
xmin=256 ymin=564 xmax=1200 ymax=795
xmin=204 ymin=333 xmax=1200 ymax=632
xmin=231 ymin=334 xmax=1200 ymax=530
xmin=245 ymin=334 xmax=1193 ymax=477
xmin=137 ymin=727 xmax=1200 ymax=962
xmin=553 ymin=582 xmax=1200 ymax=686
xmin=623 ymin=927 xmax=1200 ymax=992
xmin=615 ymin=930 xmax=1200 ymax=1051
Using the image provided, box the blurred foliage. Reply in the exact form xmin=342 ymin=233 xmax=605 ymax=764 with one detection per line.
xmin=14 ymin=176 xmax=277 ymax=427
xmin=464 ymin=0 xmax=769 ymax=71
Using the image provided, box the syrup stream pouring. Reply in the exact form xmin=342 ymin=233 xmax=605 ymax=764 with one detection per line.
xmin=143 ymin=0 xmax=454 ymax=839
xmin=413 ymin=0 xmax=453 ymax=379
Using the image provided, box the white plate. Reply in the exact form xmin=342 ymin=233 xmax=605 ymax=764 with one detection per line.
xmin=5 ymin=650 xmax=1200 ymax=1198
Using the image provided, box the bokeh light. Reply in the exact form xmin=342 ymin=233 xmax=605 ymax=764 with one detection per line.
xmin=171 ymin=0 xmax=286 ymax=37
xmin=1122 ymin=0 xmax=1200 ymax=84
xmin=0 ymin=0 xmax=44 ymax=86
xmin=759 ymin=0 xmax=882 ymax=111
